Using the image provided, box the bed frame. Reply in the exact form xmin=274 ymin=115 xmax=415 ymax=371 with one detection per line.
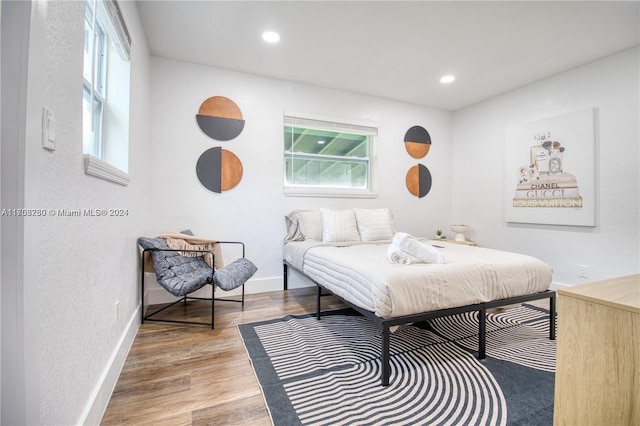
xmin=283 ymin=261 xmax=556 ymax=386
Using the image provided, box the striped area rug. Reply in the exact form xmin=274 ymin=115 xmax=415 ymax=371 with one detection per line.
xmin=238 ymin=304 xmax=555 ymax=426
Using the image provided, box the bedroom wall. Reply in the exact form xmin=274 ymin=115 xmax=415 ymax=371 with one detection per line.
xmin=7 ymin=1 xmax=152 ymax=424
xmin=451 ymin=48 xmax=640 ymax=287
xmin=147 ymin=56 xmax=453 ymax=294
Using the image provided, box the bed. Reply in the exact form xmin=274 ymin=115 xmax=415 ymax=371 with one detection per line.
xmin=283 ymin=208 xmax=556 ymax=386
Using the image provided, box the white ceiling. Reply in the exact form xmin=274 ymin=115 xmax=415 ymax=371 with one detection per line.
xmin=136 ymin=1 xmax=640 ymax=111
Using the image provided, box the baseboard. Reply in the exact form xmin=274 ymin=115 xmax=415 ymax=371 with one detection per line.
xmin=79 ymin=305 xmax=140 ymax=425
xmin=146 ymin=276 xmax=290 ymax=305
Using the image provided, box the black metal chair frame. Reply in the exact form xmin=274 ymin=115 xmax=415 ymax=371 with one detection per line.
xmin=140 ymin=241 xmax=246 ymax=329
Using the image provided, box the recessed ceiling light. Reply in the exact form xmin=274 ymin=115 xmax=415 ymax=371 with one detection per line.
xmin=317 ymin=140 xmax=326 ymax=145
xmin=262 ymin=31 xmax=280 ymax=43
xmin=440 ymin=75 xmax=455 ymax=84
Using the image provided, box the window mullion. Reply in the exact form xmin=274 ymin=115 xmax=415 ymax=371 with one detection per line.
xmin=90 ymin=0 xmax=98 ymax=135
xmin=284 ymin=151 xmax=368 ymax=162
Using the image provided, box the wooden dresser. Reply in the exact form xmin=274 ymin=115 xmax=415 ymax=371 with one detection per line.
xmin=553 ymin=274 xmax=640 ymax=425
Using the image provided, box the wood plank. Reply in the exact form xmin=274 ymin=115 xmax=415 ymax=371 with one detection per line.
xmin=101 ymin=287 xmax=345 ymax=425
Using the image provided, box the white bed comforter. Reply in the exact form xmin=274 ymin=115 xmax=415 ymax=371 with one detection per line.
xmin=284 ymin=240 xmax=552 ymax=318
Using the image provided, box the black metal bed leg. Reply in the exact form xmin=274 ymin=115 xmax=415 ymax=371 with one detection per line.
xmin=478 ymin=308 xmax=487 ymax=359
xmin=549 ymin=293 xmax=556 ymax=340
xmin=316 ymin=285 xmax=322 ymax=320
xmin=381 ymin=325 xmax=391 ymax=386
xmin=283 ymin=261 xmax=288 ymax=290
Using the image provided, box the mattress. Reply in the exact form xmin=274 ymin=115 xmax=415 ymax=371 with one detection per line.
xmin=284 ymin=240 xmax=552 ymax=318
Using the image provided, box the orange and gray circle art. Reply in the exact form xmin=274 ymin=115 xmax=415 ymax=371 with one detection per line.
xmin=196 ymin=147 xmax=243 ymax=193
xmin=196 ymin=96 xmax=245 ymax=141
xmin=195 ymin=96 xmax=245 ymax=193
xmin=404 ymin=126 xmax=433 ymax=198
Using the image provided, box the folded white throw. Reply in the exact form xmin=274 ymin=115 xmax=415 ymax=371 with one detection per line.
xmin=386 ymin=243 xmax=411 ymax=265
xmin=392 ymin=232 xmax=444 ymax=264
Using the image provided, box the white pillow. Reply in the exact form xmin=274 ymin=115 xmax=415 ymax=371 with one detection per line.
xmin=320 ymin=208 xmax=360 ymax=243
xmin=296 ymin=210 xmax=323 ymax=241
xmin=354 ymin=208 xmax=394 ymax=241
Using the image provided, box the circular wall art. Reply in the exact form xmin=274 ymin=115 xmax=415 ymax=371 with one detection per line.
xmin=404 ymin=125 xmax=431 ymax=159
xmin=196 ymin=147 xmax=243 ymax=193
xmin=196 ymin=96 xmax=245 ymax=141
xmin=406 ymin=164 xmax=432 ymax=198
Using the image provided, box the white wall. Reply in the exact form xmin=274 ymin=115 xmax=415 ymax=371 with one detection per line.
xmin=451 ymin=48 xmax=640 ymax=287
xmin=6 ymin=1 xmax=152 ymax=424
xmin=147 ymin=57 xmax=454 ymax=294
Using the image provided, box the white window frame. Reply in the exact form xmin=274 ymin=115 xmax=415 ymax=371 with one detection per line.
xmin=284 ymin=112 xmax=378 ymax=198
xmin=83 ymin=2 xmax=107 ymax=158
xmin=83 ymin=0 xmax=131 ymax=185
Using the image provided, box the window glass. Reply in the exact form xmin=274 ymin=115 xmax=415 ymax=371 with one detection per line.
xmin=284 ymin=114 xmax=377 ymax=197
xmin=83 ymin=17 xmax=93 ymax=83
xmin=82 ymin=89 xmax=100 ymax=156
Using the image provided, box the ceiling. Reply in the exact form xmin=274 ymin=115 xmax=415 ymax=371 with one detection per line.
xmin=136 ymin=1 xmax=640 ymax=111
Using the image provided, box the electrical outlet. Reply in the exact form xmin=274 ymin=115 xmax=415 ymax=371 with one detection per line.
xmin=579 ymin=265 xmax=589 ymax=278
xmin=114 ymin=301 xmax=120 ymax=323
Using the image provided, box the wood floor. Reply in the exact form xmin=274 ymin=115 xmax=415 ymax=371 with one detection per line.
xmin=101 ymin=288 xmax=551 ymax=425
xmin=101 ymin=287 xmax=346 ymax=425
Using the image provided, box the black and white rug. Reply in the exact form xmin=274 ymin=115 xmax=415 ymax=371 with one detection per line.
xmin=238 ymin=304 xmax=555 ymax=426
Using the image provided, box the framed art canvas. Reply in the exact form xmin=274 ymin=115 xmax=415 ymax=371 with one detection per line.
xmin=504 ymin=108 xmax=596 ymax=226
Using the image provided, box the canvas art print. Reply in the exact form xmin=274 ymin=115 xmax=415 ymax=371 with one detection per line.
xmin=505 ymin=109 xmax=596 ymax=226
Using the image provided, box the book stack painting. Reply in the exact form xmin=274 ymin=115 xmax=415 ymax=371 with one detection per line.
xmin=505 ymin=108 xmax=596 ymax=227
xmin=513 ymin=138 xmax=582 ymax=208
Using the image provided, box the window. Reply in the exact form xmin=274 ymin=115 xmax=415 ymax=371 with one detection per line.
xmin=284 ymin=113 xmax=378 ymax=197
xmin=83 ymin=0 xmax=131 ymax=184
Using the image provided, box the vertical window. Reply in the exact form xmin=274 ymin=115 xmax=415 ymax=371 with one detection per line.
xmin=83 ymin=0 xmax=131 ymax=184
xmin=284 ymin=113 xmax=378 ymax=197
xmin=83 ymin=4 xmax=106 ymax=158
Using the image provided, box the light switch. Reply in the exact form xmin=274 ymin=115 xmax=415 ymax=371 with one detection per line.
xmin=42 ymin=106 xmax=55 ymax=151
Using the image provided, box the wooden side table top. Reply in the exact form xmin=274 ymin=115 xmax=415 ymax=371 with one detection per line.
xmin=557 ymin=274 xmax=640 ymax=314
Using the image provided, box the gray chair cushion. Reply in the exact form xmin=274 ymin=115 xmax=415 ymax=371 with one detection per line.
xmin=138 ymin=237 xmax=213 ymax=297
xmin=213 ymin=257 xmax=258 ymax=291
